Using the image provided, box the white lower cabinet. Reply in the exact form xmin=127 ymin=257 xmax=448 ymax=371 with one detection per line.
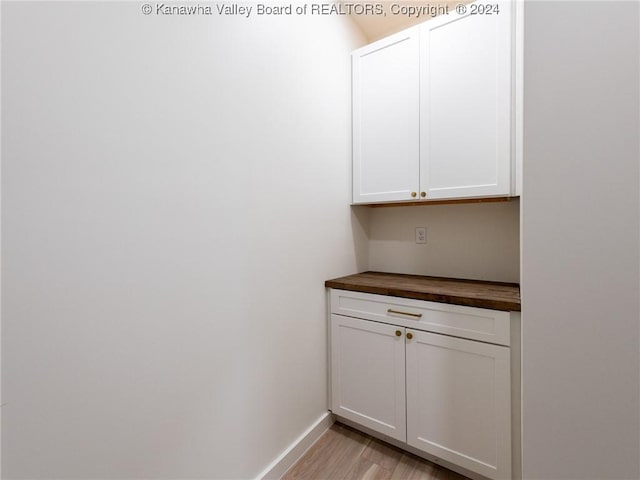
xmin=405 ymin=330 xmax=511 ymax=480
xmin=330 ymin=315 xmax=406 ymax=441
xmin=329 ymin=290 xmax=516 ymax=480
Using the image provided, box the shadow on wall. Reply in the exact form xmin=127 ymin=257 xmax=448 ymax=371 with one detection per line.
xmin=351 ymin=206 xmax=371 ymax=272
xmin=366 ymin=200 xmax=520 ymax=283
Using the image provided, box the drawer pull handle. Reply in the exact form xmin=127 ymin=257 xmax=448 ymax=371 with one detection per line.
xmin=387 ymin=309 xmax=422 ymax=318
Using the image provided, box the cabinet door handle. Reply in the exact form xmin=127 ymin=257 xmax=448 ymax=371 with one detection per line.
xmin=420 ymin=191 xmax=426 ymax=198
xmin=411 ymin=192 xmax=417 ymax=198
xmin=387 ymin=309 xmax=422 ymax=318
xmin=406 ymin=332 xmax=413 ymax=340
xmin=395 ymin=330 xmax=402 ymax=337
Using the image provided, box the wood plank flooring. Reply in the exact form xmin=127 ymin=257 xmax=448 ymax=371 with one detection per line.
xmin=282 ymin=423 xmax=471 ymax=480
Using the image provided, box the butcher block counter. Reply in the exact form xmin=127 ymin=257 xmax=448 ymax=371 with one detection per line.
xmin=324 ymin=271 xmax=521 ymax=312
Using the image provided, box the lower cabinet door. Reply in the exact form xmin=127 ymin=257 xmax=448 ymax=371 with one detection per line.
xmin=406 ymin=330 xmax=511 ymax=480
xmin=330 ymin=314 xmax=406 ymax=441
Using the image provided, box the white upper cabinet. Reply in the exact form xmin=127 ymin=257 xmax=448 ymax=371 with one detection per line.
xmin=352 ymin=27 xmax=420 ymax=204
xmin=352 ymin=1 xmax=522 ymax=204
xmin=421 ymin=2 xmax=512 ymax=199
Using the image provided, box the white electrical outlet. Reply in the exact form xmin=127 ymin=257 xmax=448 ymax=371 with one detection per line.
xmin=415 ymin=227 xmax=426 ymax=244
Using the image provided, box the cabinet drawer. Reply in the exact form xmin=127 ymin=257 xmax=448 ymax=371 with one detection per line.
xmin=330 ymin=289 xmax=510 ymax=346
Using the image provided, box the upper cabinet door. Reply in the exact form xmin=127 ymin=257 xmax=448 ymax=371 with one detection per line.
xmin=420 ymin=2 xmax=512 ymax=199
xmin=352 ymin=27 xmax=420 ymax=204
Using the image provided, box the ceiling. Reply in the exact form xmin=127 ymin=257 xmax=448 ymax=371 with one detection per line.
xmin=343 ymin=1 xmax=473 ymax=42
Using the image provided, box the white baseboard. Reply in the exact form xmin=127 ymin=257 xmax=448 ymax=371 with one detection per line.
xmin=255 ymin=412 xmax=335 ymax=480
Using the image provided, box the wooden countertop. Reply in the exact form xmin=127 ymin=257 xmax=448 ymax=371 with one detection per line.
xmin=325 ymin=271 xmax=521 ymax=312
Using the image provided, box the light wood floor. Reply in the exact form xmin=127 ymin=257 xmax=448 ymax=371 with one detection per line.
xmin=282 ymin=422 xmax=471 ymax=480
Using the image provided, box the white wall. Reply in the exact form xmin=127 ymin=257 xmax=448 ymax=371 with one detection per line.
xmin=521 ymin=2 xmax=639 ymax=478
xmin=369 ymin=201 xmax=520 ymax=283
xmin=1 ymin=2 xmax=365 ymax=478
